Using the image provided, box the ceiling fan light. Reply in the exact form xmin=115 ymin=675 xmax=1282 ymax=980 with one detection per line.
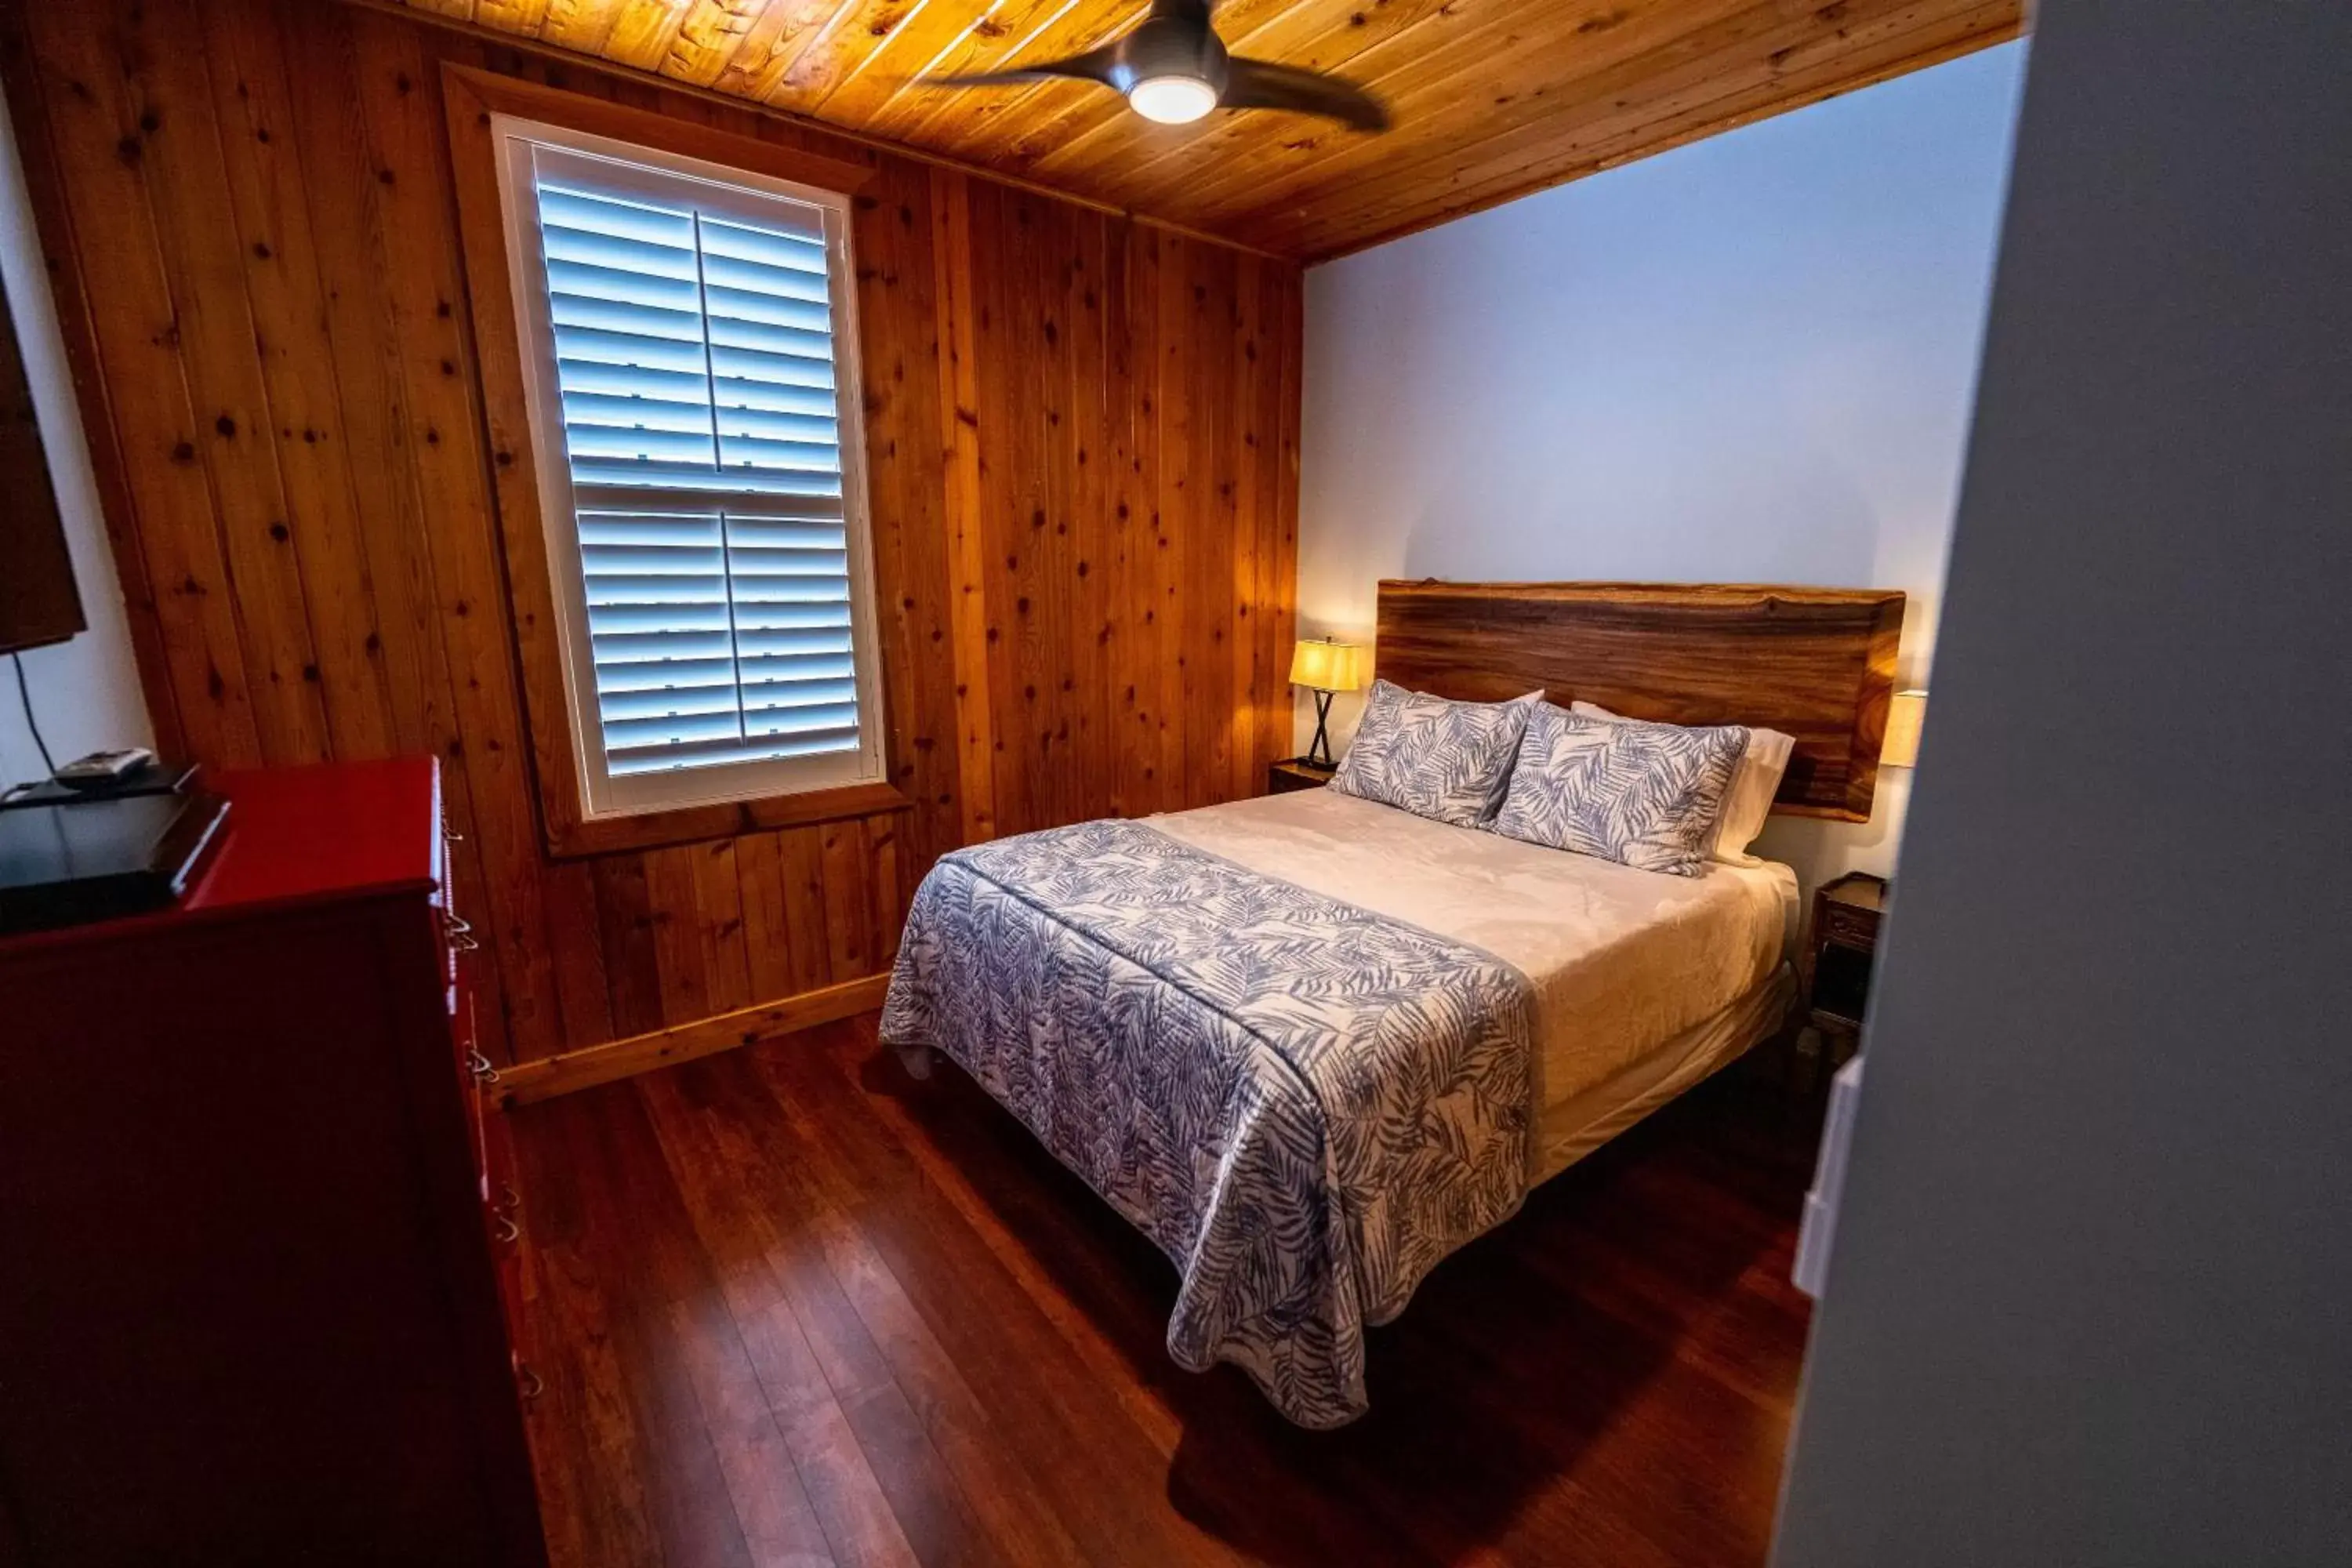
xmin=1127 ymin=74 xmax=1218 ymax=125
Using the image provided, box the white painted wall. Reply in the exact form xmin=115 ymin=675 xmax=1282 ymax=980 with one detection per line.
xmin=0 ymin=76 xmax=152 ymax=787
xmin=1295 ymin=43 xmax=2025 ymax=887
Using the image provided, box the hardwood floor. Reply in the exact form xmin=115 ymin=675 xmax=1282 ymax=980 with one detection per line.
xmin=509 ymin=1015 xmax=1825 ymax=1567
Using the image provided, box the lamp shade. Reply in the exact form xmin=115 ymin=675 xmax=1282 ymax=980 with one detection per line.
xmin=1882 ymin=689 xmax=1928 ymax=768
xmin=1289 ymin=638 xmax=1367 ymax=693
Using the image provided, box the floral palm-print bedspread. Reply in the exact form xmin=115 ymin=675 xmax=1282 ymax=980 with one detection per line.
xmin=879 ymin=818 xmax=1535 ymax=1428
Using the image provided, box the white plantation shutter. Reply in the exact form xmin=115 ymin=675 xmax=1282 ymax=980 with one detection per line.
xmin=496 ymin=124 xmax=883 ymax=817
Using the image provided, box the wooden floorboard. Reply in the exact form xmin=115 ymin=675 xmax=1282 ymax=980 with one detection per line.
xmin=511 ymin=1014 xmax=1825 ymax=1567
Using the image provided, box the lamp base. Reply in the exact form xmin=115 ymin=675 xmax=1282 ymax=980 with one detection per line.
xmin=1306 ymin=689 xmax=1337 ymax=769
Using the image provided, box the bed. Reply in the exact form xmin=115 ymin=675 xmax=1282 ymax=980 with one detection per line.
xmin=882 ymin=580 xmax=1903 ymax=1427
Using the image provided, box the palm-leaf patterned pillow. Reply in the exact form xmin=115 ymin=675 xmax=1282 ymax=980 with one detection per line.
xmin=1491 ymin=703 xmax=1749 ymax=877
xmin=1330 ymin=679 xmax=1539 ymax=828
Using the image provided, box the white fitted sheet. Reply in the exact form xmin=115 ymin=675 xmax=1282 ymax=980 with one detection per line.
xmin=1149 ymin=787 xmax=1798 ymax=1178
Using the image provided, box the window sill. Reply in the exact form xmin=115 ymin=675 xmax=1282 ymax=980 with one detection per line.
xmin=545 ymin=779 xmax=913 ymax=859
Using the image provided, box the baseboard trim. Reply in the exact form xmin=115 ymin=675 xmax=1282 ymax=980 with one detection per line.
xmin=496 ymin=973 xmax=891 ymax=1105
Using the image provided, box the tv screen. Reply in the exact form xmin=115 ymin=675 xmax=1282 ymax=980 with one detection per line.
xmin=0 ymin=264 xmax=82 ymax=655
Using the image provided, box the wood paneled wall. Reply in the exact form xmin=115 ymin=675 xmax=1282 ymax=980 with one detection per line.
xmin=1 ymin=0 xmax=1301 ymax=1066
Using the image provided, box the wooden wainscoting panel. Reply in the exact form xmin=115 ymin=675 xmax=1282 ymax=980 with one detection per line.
xmin=9 ymin=5 xmax=265 ymax=767
xmin=931 ymin=167 xmax=998 ymax=845
xmin=851 ymin=153 xmax=961 ymax=884
xmin=1268 ymin=262 xmax=1305 ymax=771
xmin=105 ymin=7 xmax=331 ymax=769
xmin=195 ymin=2 xmax=397 ymax=760
xmin=5 ymin=0 xmax=1300 ymax=1085
xmin=495 ymin=975 xmax=892 ymax=1105
xmin=349 ymin=5 xmax=567 ymax=1061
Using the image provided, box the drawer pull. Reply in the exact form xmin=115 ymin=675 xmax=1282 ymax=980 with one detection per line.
xmin=491 ymin=1210 xmax=522 ymax=1246
xmin=499 ymin=1181 xmax=522 ymax=1210
xmin=445 ymin=914 xmax=481 ymax=954
xmin=466 ymin=1047 xmax=501 ymax=1085
xmin=515 ymin=1362 xmax=543 ymax=1402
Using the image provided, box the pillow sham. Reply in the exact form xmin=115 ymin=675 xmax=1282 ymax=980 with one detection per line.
xmin=1571 ymin=701 xmax=1795 ymax=865
xmin=1330 ymin=678 xmax=1541 ymax=828
xmin=1493 ymin=702 xmax=1749 ymax=877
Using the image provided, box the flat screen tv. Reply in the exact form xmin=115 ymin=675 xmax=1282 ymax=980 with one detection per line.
xmin=0 ymin=266 xmax=82 ymax=655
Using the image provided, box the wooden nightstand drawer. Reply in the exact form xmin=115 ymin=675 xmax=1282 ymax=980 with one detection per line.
xmin=1802 ymin=873 xmax=1889 ymax=1071
xmin=1268 ymin=758 xmax=1338 ymax=795
xmin=1819 ymin=901 xmax=1879 ymax=951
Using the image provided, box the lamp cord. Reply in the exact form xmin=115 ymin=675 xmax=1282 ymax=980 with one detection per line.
xmin=10 ymin=652 xmax=57 ymax=775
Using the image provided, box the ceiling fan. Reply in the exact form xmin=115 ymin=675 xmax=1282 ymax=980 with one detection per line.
xmin=922 ymin=0 xmax=1391 ymax=131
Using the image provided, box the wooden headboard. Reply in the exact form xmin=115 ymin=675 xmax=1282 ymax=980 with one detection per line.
xmin=1374 ymin=580 xmax=1905 ymax=822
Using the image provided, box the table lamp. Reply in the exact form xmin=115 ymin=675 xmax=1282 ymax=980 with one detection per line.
xmin=1289 ymin=637 xmax=1367 ymax=768
xmin=1882 ymin=689 xmax=1928 ymax=769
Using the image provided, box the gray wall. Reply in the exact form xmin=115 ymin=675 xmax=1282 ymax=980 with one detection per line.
xmin=1296 ymin=45 xmax=2024 ymax=891
xmin=1772 ymin=3 xmax=2351 ymax=1564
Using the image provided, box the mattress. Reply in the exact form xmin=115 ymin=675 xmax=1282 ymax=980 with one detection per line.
xmin=1149 ymin=786 xmax=1798 ymax=1177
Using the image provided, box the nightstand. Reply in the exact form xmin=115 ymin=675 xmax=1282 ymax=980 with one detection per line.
xmin=1267 ymin=757 xmax=1338 ymax=795
xmin=1801 ymin=873 xmax=1886 ymax=1072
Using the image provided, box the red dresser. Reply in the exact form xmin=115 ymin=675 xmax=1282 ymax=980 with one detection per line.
xmin=0 ymin=760 xmax=545 ymax=1566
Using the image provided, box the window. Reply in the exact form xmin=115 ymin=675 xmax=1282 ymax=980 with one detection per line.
xmin=492 ymin=118 xmax=884 ymax=820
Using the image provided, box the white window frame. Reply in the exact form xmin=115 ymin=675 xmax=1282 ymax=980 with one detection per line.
xmin=490 ymin=114 xmax=887 ymax=821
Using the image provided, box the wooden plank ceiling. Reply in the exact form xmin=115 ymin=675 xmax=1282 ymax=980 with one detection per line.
xmin=383 ymin=0 xmax=2024 ymax=260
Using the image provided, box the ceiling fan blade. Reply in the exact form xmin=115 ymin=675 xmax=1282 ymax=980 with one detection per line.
xmin=924 ymin=45 xmax=1121 ymax=90
xmin=1221 ymin=58 xmax=1391 ymax=132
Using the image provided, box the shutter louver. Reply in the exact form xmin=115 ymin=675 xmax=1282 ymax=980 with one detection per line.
xmin=527 ymin=152 xmax=862 ymax=782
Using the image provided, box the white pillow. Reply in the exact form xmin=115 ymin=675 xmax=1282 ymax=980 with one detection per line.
xmin=1570 ymin=701 xmax=1794 ymax=866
